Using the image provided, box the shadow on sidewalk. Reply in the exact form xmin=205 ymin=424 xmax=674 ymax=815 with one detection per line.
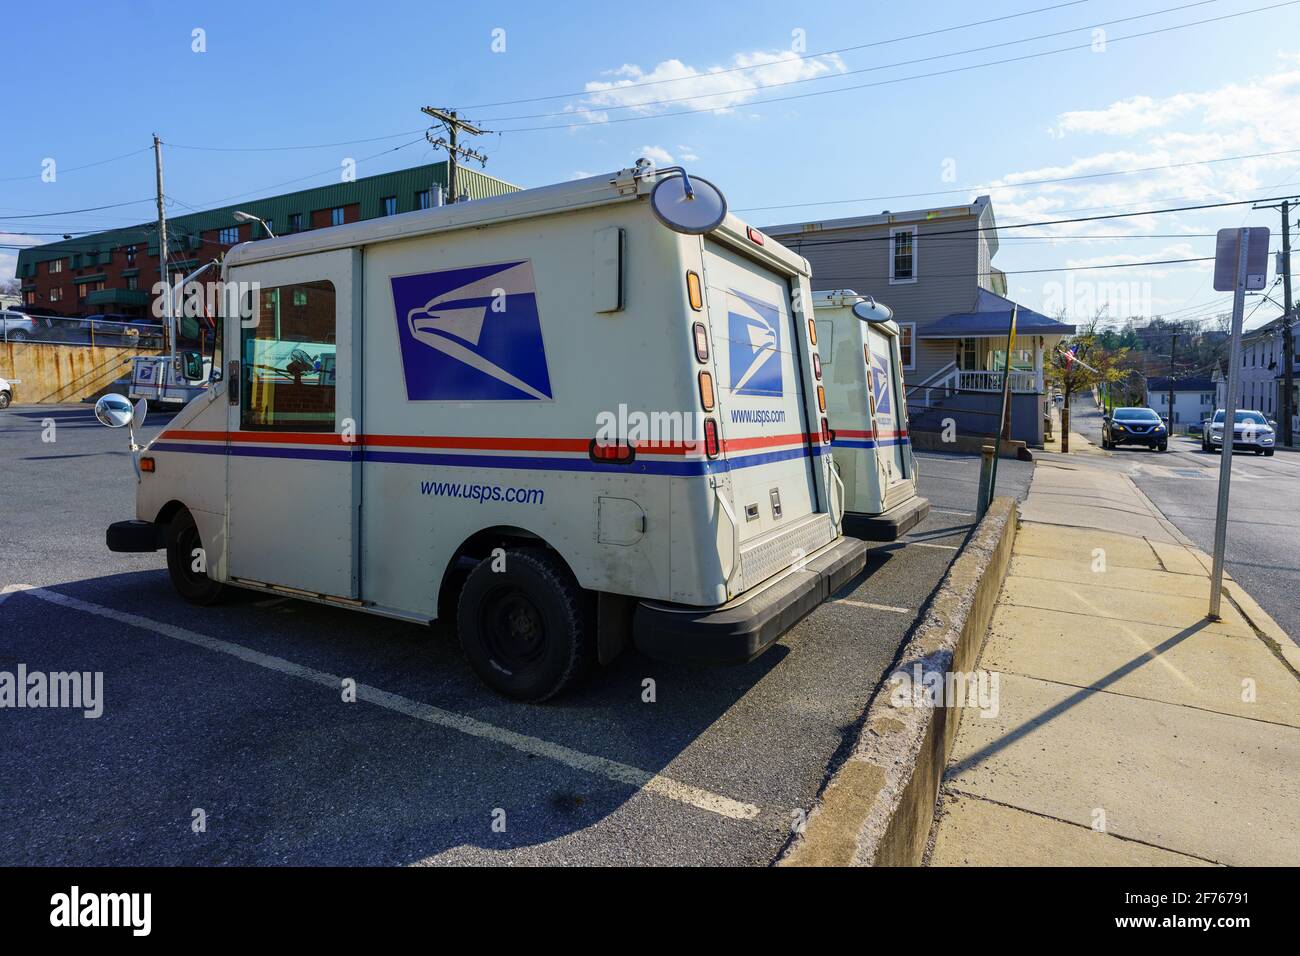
xmin=947 ymin=618 xmax=1212 ymax=777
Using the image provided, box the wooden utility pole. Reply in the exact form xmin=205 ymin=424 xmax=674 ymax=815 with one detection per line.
xmin=1252 ymin=198 xmax=1296 ymax=446
xmin=421 ymin=107 xmax=490 ymax=204
xmin=153 ymin=133 xmax=172 ymax=357
xmin=1167 ymin=331 xmax=1177 ymax=428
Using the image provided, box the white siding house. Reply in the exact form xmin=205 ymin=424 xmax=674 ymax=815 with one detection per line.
xmin=765 ymin=197 xmax=1074 ymax=447
xmin=1212 ymin=315 xmax=1299 ymax=432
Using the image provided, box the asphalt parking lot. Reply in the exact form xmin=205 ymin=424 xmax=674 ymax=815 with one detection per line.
xmin=0 ymin=404 xmax=1030 ymax=865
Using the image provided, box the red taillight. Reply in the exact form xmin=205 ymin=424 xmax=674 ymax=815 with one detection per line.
xmin=812 ymin=352 xmax=822 ymax=380
xmin=693 ymin=322 xmax=709 ymax=363
xmin=820 ymin=418 xmax=832 ymax=444
xmin=747 ymin=227 xmax=764 ymax=245
xmin=703 ymin=418 xmax=720 ymax=458
xmin=139 ymin=456 xmax=155 ymax=473
xmin=589 ymin=439 xmax=636 ymax=464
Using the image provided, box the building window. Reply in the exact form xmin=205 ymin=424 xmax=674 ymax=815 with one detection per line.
xmin=126 ymin=276 xmax=139 ymax=291
xmin=49 ymin=259 xmax=64 ymax=274
xmin=416 ymin=190 xmax=431 ymax=210
xmin=288 ymin=213 xmax=303 ymax=233
xmin=24 ymin=292 xmax=35 ymax=306
xmin=330 ymin=207 xmax=345 ymax=226
xmin=899 ymin=322 xmax=915 ymax=370
xmin=382 ymin=196 xmax=397 ymax=216
xmin=219 ymin=226 xmax=240 ymax=246
xmin=890 ymin=227 xmax=917 ymax=284
xmin=126 ymin=245 xmax=136 ymax=266
xmin=50 ymin=287 xmax=63 ymax=302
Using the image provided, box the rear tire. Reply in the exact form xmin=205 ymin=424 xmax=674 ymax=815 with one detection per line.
xmin=1266 ymin=449 xmax=1275 ymax=457
xmin=457 ymin=547 xmax=591 ymax=702
xmin=0 ymin=391 xmax=9 ymax=410
xmin=165 ymin=509 xmax=224 ymax=605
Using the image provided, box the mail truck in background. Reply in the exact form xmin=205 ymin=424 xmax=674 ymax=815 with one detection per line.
xmin=100 ymin=165 xmax=867 ymax=701
xmin=813 ymin=290 xmax=929 ymax=540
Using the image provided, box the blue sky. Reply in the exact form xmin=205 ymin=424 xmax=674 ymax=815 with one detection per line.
xmin=5 ymin=0 xmax=1300 ymax=329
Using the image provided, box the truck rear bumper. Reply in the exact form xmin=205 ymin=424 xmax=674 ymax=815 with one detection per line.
xmin=842 ymin=494 xmax=931 ymax=541
xmin=632 ymin=535 xmax=868 ymax=665
xmin=106 ymin=519 xmax=161 ymax=553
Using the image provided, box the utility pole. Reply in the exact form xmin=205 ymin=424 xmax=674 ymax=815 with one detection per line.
xmin=1167 ymin=331 xmax=1177 ymax=428
xmin=153 ymin=133 xmax=173 ymax=361
xmin=1253 ymin=199 xmax=1296 ymax=447
xmin=421 ymin=107 xmax=490 ymax=204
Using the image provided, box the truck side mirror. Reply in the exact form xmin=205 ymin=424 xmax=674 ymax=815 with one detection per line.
xmin=180 ymin=350 xmax=204 ymax=382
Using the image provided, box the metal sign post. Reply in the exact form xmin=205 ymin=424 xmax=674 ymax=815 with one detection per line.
xmin=986 ymin=305 xmax=1018 ymax=509
xmin=1208 ymin=227 xmax=1269 ymax=620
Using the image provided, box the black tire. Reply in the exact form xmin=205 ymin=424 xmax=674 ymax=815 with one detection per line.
xmin=457 ymin=547 xmax=591 ymax=702
xmin=1255 ymin=449 xmax=1264 ymax=455
xmin=0 ymin=391 xmax=9 ymax=410
xmin=1266 ymin=449 xmax=1275 ymax=457
xmin=1158 ymin=443 xmax=1167 ymax=452
xmin=7 ymin=330 xmax=28 ymax=342
xmin=165 ymin=509 xmax=224 ymax=605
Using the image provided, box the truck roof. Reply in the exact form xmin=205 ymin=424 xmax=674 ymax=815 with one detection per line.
xmin=223 ymin=168 xmax=810 ymax=277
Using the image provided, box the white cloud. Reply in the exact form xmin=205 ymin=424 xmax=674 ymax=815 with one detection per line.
xmin=577 ymin=50 xmax=845 ymax=121
xmin=677 ymin=144 xmax=700 ymax=162
xmin=636 ymin=145 xmax=675 ymax=166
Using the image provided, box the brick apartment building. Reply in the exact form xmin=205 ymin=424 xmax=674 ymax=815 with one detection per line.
xmin=14 ymin=162 xmax=518 ymax=322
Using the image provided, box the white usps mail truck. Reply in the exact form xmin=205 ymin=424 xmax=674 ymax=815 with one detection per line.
xmin=101 ymin=166 xmax=867 ymax=700
xmin=813 ymin=290 xmax=929 ymax=541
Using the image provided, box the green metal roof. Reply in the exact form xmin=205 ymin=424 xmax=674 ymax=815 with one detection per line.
xmin=87 ymin=288 xmax=150 ymax=306
xmin=16 ymin=162 xmax=519 ymax=271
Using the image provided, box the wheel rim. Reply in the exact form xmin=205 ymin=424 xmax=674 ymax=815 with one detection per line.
xmin=479 ymin=586 xmax=548 ymax=672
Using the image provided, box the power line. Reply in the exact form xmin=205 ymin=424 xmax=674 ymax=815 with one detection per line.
xmin=460 ymin=0 xmax=1094 ymax=110
xmin=489 ymin=1 xmax=1296 ymax=132
xmin=166 ymin=130 xmax=428 ymax=153
xmin=481 ymin=0 xmax=1219 ymax=123
xmin=0 ymin=146 xmax=153 ymax=184
xmin=0 ymin=198 xmax=156 ymax=220
xmin=742 ymin=146 xmax=1300 ymax=215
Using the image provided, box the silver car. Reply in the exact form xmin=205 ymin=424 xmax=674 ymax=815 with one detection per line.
xmin=0 ymin=375 xmax=12 ymax=409
xmin=1 ymin=309 xmax=37 ymax=342
xmin=1204 ymin=409 xmax=1276 ymax=456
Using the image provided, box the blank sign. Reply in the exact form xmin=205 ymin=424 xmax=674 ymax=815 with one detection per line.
xmin=1214 ymin=227 xmax=1270 ymax=291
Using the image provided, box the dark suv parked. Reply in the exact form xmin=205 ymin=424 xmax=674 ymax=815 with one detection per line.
xmin=1102 ymin=407 xmax=1168 ymax=451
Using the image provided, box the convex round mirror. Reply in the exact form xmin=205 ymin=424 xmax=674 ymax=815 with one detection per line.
xmin=650 ymin=172 xmax=728 ymax=235
xmin=851 ymin=297 xmax=895 ymax=323
xmin=95 ymin=393 xmax=134 ymax=428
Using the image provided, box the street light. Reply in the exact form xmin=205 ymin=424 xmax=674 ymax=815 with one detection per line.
xmin=233 ymin=210 xmax=275 ymax=238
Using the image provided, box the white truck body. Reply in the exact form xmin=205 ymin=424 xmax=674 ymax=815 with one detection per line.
xmin=105 ymin=167 xmax=866 ymax=697
xmin=128 ymin=354 xmax=212 ymax=407
xmin=813 ymin=290 xmax=929 ymax=540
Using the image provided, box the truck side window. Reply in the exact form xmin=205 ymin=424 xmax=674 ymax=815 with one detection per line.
xmin=240 ymin=280 xmax=337 ymax=432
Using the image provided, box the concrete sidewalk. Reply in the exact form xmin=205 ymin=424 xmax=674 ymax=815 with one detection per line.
xmin=928 ymin=436 xmax=1300 ymax=866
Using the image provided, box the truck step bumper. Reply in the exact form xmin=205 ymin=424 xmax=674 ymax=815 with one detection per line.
xmin=106 ymin=519 xmax=161 ymax=553
xmin=632 ymin=536 xmax=868 ymax=665
xmin=842 ymin=495 xmax=931 ymax=541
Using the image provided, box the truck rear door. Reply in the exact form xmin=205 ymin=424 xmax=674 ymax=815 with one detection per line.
xmin=700 ymin=241 xmax=818 ymax=544
xmin=865 ymin=324 xmax=911 ymax=493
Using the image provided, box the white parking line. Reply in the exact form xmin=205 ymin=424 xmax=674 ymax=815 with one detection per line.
xmin=4 ymin=583 xmax=762 ymax=822
xmin=930 ymin=508 xmax=975 ymax=516
xmin=907 ymin=541 xmax=960 ymax=550
xmin=835 ymin=599 xmax=912 ymax=614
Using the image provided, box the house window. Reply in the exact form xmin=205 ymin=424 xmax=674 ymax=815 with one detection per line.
xmin=218 ymin=226 xmax=240 ymax=246
xmin=330 ymin=207 xmax=345 ymax=226
xmin=126 ymin=276 xmax=139 ymax=291
xmin=890 ymin=227 xmax=917 ymax=284
xmin=381 ymin=196 xmax=397 ymax=216
xmin=24 ymin=292 xmax=35 ymax=306
xmin=959 ymin=337 xmax=978 ymax=370
xmin=288 ymin=213 xmax=303 ymax=233
xmin=50 ymin=287 xmax=63 ymax=302
xmin=899 ymin=322 xmax=915 ymax=370
xmin=416 ymin=189 xmax=431 ymax=210
xmin=49 ymin=259 xmax=64 ymax=274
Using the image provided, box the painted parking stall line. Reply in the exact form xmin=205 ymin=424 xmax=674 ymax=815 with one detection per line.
xmin=4 ymin=584 xmax=763 ymax=823
xmin=835 ymin=598 xmax=913 ymax=614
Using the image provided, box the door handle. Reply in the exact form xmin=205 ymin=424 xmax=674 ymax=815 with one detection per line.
xmin=227 ymin=360 xmax=239 ymax=405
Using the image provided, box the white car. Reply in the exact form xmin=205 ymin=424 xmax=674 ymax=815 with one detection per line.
xmin=0 ymin=376 xmax=12 ymax=409
xmin=1204 ymin=409 xmax=1276 ymax=456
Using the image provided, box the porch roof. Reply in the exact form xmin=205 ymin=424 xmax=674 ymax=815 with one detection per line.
xmin=920 ymin=289 xmax=1076 ymax=339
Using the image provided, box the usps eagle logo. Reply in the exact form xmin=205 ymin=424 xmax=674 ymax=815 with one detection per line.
xmin=390 ymin=260 xmax=553 ymax=401
xmin=726 ymin=289 xmax=783 ymax=397
xmin=868 ymin=347 xmax=893 ymax=419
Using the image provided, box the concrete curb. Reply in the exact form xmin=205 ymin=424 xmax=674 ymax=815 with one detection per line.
xmin=909 ymin=431 xmax=1031 ymax=460
xmin=778 ymin=496 xmax=1019 ymax=867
